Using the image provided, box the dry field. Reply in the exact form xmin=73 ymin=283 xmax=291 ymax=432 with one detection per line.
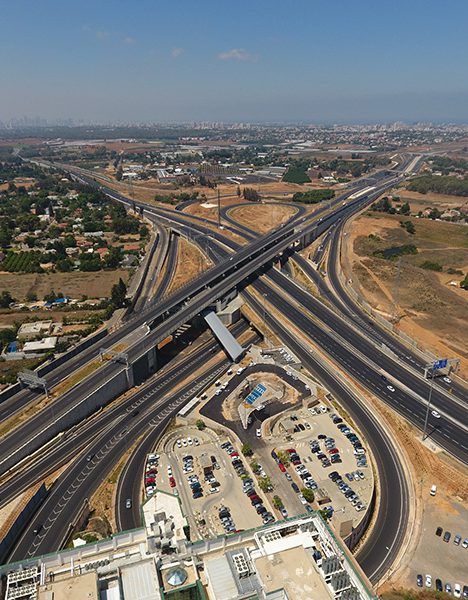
xmin=167 ymin=238 xmax=209 ymax=294
xmin=228 ymin=203 xmax=298 ymax=234
xmin=345 ymin=210 xmax=468 ymax=374
xmin=0 ymin=269 xmax=130 ymax=302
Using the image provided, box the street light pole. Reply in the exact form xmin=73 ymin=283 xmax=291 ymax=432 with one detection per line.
xmin=422 ymin=365 xmax=435 ymax=441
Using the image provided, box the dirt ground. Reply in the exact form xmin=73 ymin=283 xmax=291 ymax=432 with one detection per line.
xmin=0 ymin=269 xmax=130 ymax=301
xmin=167 ymin=237 xmax=210 ymax=294
xmin=371 ymin=396 xmax=468 ymax=594
xmin=228 ymin=203 xmax=298 ymax=234
xmin=345 ymin=211 xmax=468 ymax=375
xmin=0 ymin=308 xmax=100 ymax=328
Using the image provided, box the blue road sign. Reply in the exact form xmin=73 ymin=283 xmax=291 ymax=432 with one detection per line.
xmin=433 ymin=359 xmax=448 ymax=370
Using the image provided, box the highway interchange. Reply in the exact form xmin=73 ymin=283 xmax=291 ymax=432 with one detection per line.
xmin=1 ymin=155 xmax=467 ymax=586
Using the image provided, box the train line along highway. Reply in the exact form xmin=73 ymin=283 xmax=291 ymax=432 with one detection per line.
xmin=0 ymin=162 xmax=405 ymax=475
xmin=6 ymin=324 xmax=259 ymax=562
xmin=3 ymin=155 xmax=465 ymax=585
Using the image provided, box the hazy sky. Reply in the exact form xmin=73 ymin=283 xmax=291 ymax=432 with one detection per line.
xmin=2 ymin=0 xmax=468 ymax=123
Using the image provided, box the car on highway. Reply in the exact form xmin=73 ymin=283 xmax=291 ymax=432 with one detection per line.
xmin=443 ymin=376 xmax=452 ymax=384
xmin=431 ymin=410 xmax=441 ymax=419
xmin=125 ymin=499 xmax=132 ymax=509
xmin=86 ymin=453 xmax=94 ymax=462
xmin=33 ymin=524 xmax=42 ymax=535
xmin=386 ymin=385 xmax=395 ymax=392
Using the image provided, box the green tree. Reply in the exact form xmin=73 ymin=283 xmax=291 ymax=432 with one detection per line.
xmin=460 ymin=273 xmax=468 ymax=290
xmin=250 ymin=460 xmax=260 ymax=474
xmin=0 ymin=228 xmax=12 ymax=248
xmin=399 ymin=201 xmax=411 ymax=215
xmin=104 ymin=246 xmax=123 ymax=269
xmin=111 ymin=277 xmax=127 ymax=307
xmin=0 ymin=290 xmax=15 ymax=308
xmin=25 ymin=290 xmax=38 ymax=302
xmin=195 ymin=419 xmax=206 ymax=430
xmin=259 ymin=476 xmax=273 ymax=492
xmin=242 ymin=443 xmax=253 ymax=457
xmin=273 ymin=495 xmax=284 ymax=509
xmin=276 ymin=450 xmax=290 ymax=467
xmin=56 ymin=258 xmax=73 ymax=272
xmin=301 ymin=488 xmax=315 ymax=503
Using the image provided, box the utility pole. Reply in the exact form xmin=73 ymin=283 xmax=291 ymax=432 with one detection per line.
xmin=422 ymin=364 xmax=436 ymax=441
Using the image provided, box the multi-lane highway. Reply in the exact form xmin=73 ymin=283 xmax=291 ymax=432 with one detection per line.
xmin=4 ymin=154 xmax=464 ymax=586
xmin=5 ymin=322 xmax=258 ymax=562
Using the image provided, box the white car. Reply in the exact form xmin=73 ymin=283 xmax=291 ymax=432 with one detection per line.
xmin=309 ymin=408 xmax=317 ymax=415
xmin=319 ymin=405 xmax=327 ymax=413
xmin=176 ymin=439 xmax=182 ymax=448
xmin=454 ymin=583 xmax=461 ymax=598
xmin=194 ymin=438 xmax=200 ymax=446
xmin=182 ymin=439 xmax=188 ymax=446
xmin=387 ymin=385 xmax=395 ymax=392
xmin=443 ymin=376 xmax=452 ymax=384
xmin=425 ymin=574 xmax=432 ymax=588
xmin=298 ymin=494 xmax=308 ymax=505
xmin=167 ymin=466 xmax=172 ymax=475
xmin=187 ymin=437 xmax=193 ymax=445
xmin=431 ymin=410 xmax=441 ymax=419
xmin=256 ymin=428 xmax=262 ymax=438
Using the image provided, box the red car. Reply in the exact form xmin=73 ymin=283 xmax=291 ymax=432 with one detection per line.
xmin=286 ymin=448 xmax=297 ymax=454
xmin=229 ymin=451 xmax=239 ymax=458
xmin=291 ymin=459 xmax=301 ymax=466
xmin=278 ymin=463 xmax=286 ymax=473
xmin=169 ymin=477 xmax=176 ymax=487
xmin=250 ymin=494 xmax=260 ymax=503
xmin=329 ymin=448 xmax=340 ymax=455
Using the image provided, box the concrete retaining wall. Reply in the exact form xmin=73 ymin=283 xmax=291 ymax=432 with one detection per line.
xmin=0 ymin=328 xmax=109 ymax=406
xmin=0 ymin=369 xmax=129 ymax=476
xmin=343 ymin=486 xmax=376 ymax=551
xmin=0 ymin=484 xmax=48 ymax=565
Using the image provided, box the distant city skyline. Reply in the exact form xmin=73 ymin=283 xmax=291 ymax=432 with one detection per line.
xmin=1 ymin=0 xmax=468 ymax=123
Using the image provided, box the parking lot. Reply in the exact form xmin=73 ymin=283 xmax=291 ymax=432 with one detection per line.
xmin=248 ymin=400 xmax=374 ymax=531
xmin=155 ymin=426 xmax=274 ymax=539
xmin=404 ymin=498 xmax=468 ymax=595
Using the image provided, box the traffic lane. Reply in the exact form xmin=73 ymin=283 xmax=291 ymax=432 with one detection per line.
xmin=243 ymin=289 xmax=408 ymax=582
xmin=1 ymin=322 xmax=249 ymax=510
xmin=254 ymin=280 xmax=468 ymax=463
xmin=326 ymin=221 xmax=468 ymax=403
xmin=116 ymin=330 xmax=261 ymax=532
xmin=270 ymin=270 xmax=468 ymax=431
xmin=10 ymin=354 xmax=234 ymax=561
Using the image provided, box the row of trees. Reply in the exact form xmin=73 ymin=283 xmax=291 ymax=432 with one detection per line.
xmin=371 ymin=196 xmax=411 ymax=215
xmin=292 ymin=189 xmax=334 ymax=204
xmin=408 ymin=175 xmax=468 ymax=197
